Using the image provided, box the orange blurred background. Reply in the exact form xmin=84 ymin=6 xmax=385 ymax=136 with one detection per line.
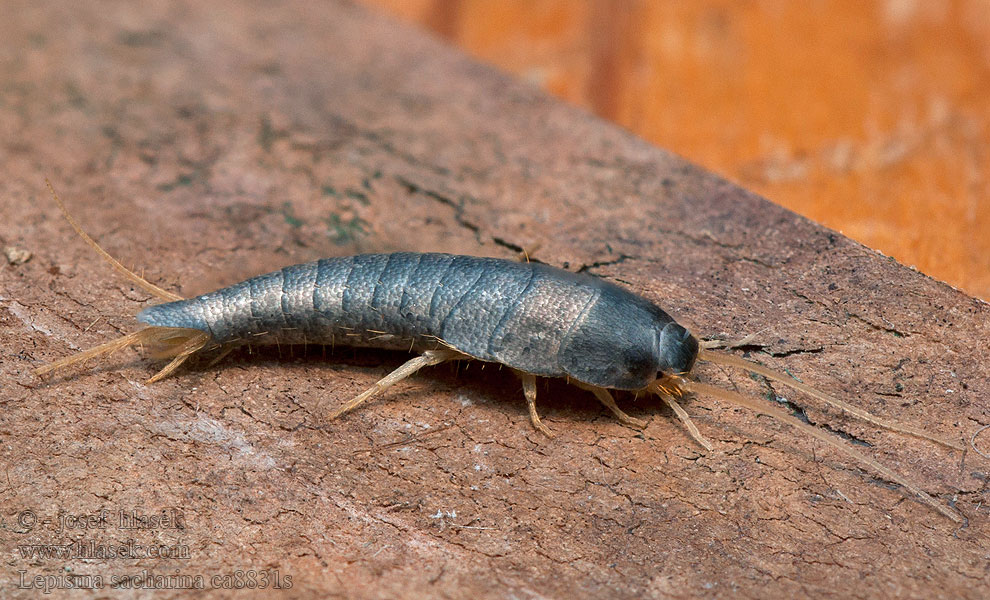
xmin=361 ymin=0 xmax=990 ymax=300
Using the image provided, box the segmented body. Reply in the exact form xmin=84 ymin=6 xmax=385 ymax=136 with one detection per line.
xmin=137 ymin=253 xmax=698 ymax=390
xmin=38 ymin=183 xmax=966 ymax=523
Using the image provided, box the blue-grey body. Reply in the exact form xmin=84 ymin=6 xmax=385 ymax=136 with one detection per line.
xmin=137 ymin=253 xmax=698 ymax=390
xmin=39 ymin=184 xmax=963 ymax=522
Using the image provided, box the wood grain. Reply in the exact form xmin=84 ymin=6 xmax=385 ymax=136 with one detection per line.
xmin=365 ymin=0 xmax=990 ymax=300
xmin=1 ymin=1 xmax=988 ymax=598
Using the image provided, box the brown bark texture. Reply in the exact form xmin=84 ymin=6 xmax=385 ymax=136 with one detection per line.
xmin=1 ymin=1 xmax=988 ymax=598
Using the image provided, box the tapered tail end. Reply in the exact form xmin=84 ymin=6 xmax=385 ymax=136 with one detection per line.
xmin=34 ymin=326 xmax=211 ymax=380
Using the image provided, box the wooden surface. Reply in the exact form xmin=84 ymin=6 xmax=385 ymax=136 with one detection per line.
xmin=1 ymin=1 xmax=989 ymax=598
xmin=364 ymin=0 xmax=990 ymax=301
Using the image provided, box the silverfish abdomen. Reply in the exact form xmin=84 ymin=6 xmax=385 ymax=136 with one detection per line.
xmin=136 ymin=253 xmax=696 ymax=389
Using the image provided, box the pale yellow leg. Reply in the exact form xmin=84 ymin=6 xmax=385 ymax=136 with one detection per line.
xmin=326 ymin=349 xmax=461 ymax=420
xmin=584 ymin=386 xmax=648 ymax=429
xmin=657 ymin=392 xmax=713 ymax=451
xmin=519 ymin=372 xmax=553 ymax=437
xmin=573 ymin=382 xmax=646 ymax=428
